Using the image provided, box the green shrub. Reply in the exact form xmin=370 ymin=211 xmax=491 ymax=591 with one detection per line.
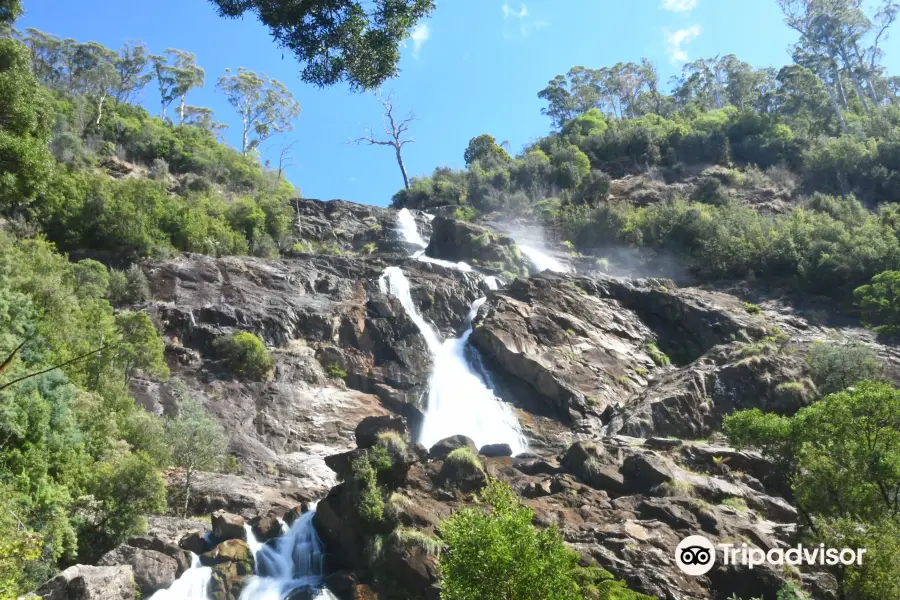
xmin=384 ymin=492 xmax=413 ymax=521
xmin=691 ymin=176 xmax=730 ymax=206
xmin=445 ymin=447 xmax=483 ymax=472
xmin=441 ymin=479 xmax=650 ymax=600
xmin=376 ymin=430 xmax=407 ymax=454
xmin=742 ymin=301 xmax=762 ymax=315
xmin=454 ymin=205 xmax=477 ymax=221
xmin=326 ymin=363 xmax=349 ymax=380
xmin=720 ymin=497 xmax=749 ymax=512
xmin=855 ymin=271 xmax=900 ymax=335
xmin=646 ymin=343 xmax=671 ymax=367
xmin=390 ymin=527 xmax=444 ymax=556
xmin=212 ymin=331 xmax=274 ymax=380
xmin=108 ymin=264 xmax=150 ymax=305
xmin=350 ymin=449 xmax=392 ymax=526
xmin=806 ymin=341 xmax=882 ymax=395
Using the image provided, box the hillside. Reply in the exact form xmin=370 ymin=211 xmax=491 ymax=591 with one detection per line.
xmin=2 ymin=4 xmax=900 ymax=600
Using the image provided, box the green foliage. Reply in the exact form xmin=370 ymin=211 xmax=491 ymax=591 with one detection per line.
xmin=208 ymin=0 xmax=435 ymax=90
xmin=806 ymin=342 xmax=882 ymax=396
xmin=212 ymin=330 xmax=274 ymax=380
xmin=391 ymin=527 xmax=444 ymax=556
xmin=0 ymin=38 xmax=54 ymax=213
xmin=855 ymin=271 xmax=900 ymax=335
xmin=0 ymin=232 xmax=171 ymax=584
xmin=216 ymin=68 xmax=301 ymax=153
xmin=464 ymin=134 xmax=511 ymax=166
xmin=166 ymin=396 xmax=228 ymax=517
xmin=725 ymin=382 xmax=900 ymax=599
xmin=444 ymin=447 xmax=483 ymax=472
xmin=645 ymin=343 xmax=671 ymax=367
xmin=742 ymin=301 xmax=761 ymax=314
xmin=107 ymin=265 xmax=150 ymax=305
xmin=351 ymin=450 xmax=387 ymax=526
xmin=440 ymin=479 xmax=651 ymax=600
xmin=326 ymin=363 xmax=348 ymax=381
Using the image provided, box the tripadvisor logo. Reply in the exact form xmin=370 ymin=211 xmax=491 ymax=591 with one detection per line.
xmin=675 ymin=535 xmax=867 ymax=576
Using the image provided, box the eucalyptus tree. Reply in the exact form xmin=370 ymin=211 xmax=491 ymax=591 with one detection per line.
xmin=217 ymin=67 xmax=301 ymax=153
xmin=353 ymin=94 xmax=416 ymax=189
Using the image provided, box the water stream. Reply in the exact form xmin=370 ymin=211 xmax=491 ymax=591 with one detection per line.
xmin=520 ymin=244 xmax=570 ymax=273
xmin=239 ymin=510 xmax=337 ymax=600
xmin=385 ymin=210 xmax=527 ymax=453
xmin=148 ymin=554 xmax=212 ymax=600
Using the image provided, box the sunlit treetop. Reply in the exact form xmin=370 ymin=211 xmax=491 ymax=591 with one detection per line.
xmin=208 ymin=0 xmax=436 ymax=91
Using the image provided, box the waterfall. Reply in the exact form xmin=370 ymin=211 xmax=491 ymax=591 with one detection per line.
xmin=397 ymin=208 xmax=427 ymax=246
xmin=483 ymin=276 xmax=500 ymax=290
xmin=238 ymin=510 xmax=338 ymax=600
xmin=419 ymin=298 xmax=527 ymax=453
xmin=520 ymin=244 xmax=570 ymax=274
xmin=379 ymin=263 xmax=526 ymax=454
xmin=379 ymin=266 xmax=442 ymax=353
xmin=148 ymin=554 xmax=212 ymax=600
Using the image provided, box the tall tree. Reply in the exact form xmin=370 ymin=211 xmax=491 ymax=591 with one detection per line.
xmin=113 ymin=41 xmax=152 ymax=103
xmin=538 ymin=75 xmax=577 ymax=129
xmin=0 ymin=0 xmax=22 ymax=29
xmin=149 ymin=52 xmax=177 ymax=119
xmin=167 ymin=49 xmax=205 ymax=125
xmin=207 ymin=0 xmax=435 ymax=90
xmin=353 ymin=95 xmax=416 ymax=189
xmin=217 ymin=67 xmax=301 ymax=153
xmin=183 ymin=105 xmax=228 ymax=139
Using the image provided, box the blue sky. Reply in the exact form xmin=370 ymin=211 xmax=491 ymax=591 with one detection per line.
xmin=17 ymin=0 xmax=900 ymax=206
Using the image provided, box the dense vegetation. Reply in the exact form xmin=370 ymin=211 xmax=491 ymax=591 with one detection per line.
xmin=1 ymin=27 xmax=302 ymax=262
xmin=440 ymin=479 xmax=653 ymax=600
xmin=726 ymin=379 xmax=900 ymax=600
xmin=392 ymin=1 xmax=900 ymax=311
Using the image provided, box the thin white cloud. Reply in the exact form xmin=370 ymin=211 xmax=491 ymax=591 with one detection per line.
xmin=665 ymin=24 xmax=702 ymax=63
xmin=502 ymin=3 xmax=547 ymax=37
xmin=502 ymin=3 xmax=528 ymax=18
xmin=410 ymin=23 xmax=430 ymax=58
xmin=661 ymin=0 xmax=698 ymax=12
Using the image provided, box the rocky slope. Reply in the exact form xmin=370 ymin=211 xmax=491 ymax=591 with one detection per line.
xmin=39 ymin=197 xmax=899 ymax=600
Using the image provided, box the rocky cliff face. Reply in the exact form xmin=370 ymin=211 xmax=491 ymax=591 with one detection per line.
xmin=83 ymin=196 xmax=898 ymax=600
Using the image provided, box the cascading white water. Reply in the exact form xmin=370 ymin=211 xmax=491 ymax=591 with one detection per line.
xmin=148 ymin=554 xmax=212 ymax=600
xmin=379 ymin=267 xmax=442 ymax=353
xmin=483 ymin=276 xmax=501 ymax=291
xmin=520 ymin=244 xmax=570 ymax=273
xmin=380 ymin=225 xmax=526 ymax=454
xmin=397 ymin=208 xmax=428 ymax=246
xmin=239 ymin=510 xmax=338 ymax=600
xmin=418 ymin=298 xmax=526 ymax=453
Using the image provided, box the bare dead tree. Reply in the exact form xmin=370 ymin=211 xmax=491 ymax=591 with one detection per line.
xmin=353 ymin=94 xmax=416 ymax=189
xmin=277 ymin=138 xmax=299 ymax=180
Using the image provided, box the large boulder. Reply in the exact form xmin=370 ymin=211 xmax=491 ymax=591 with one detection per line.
xmin=29 ymin=565 xmax=136 ymax=600
xmin=98 ymin=545 xmax=179 ymax=596
xmin=201 ymin=540 xmax=255 ymax=600
xmin=355 ymin=415 xmax=407 ymax=449
xmin=428 ymin=435 xmax=477 ymax=460
xmin=212 ymin=510 xmax=247 ymax=542
xmin=425 ymin=216 xmax=530 ymax=276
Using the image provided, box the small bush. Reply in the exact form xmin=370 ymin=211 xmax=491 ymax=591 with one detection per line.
xmin=646 ymin=342 xmax=671 ymax=367
xmin=806 ymin=341 xmax=882 ymax=395
xmin=656 ymin=480 xmax=694 ymax=497
xmin=855 ymin=271 xmax=900 ymax=335
xmin=691 ymin=176 xmax=730 ymax=206
xmin=391 ymin=527 xmax=444 ymax=556
xmin=107 ymin=264 xmax=150 ymax=305
xmin=212 ymin=331 xmax=274 ymax=380
xmin=385 ymin=492 xmax=413 ymax=521
xmin=376 ymin=430 xmax=407 ymax=454
xmin=326 ymin=363 xmax=348 ymax=380
xmin=454 ymin=205 xmax=477 ymax=221
xmin=351 ymin=453 xmax=385 ymax=526
xmin=720 ymin=497 xmax=749 ymax=512
xmin=742 ymin=301 xmax=762 ymax=315
xmin=445 ymin=447 xmax=483 ymax=472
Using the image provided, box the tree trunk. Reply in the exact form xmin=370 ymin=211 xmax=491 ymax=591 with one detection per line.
xmin=242 ymin=116 xmax=250 ymax=154
xmin=834 ymin=64 xmax=849 ymax=110
xmin=182 ymin=469 xmax=192 ymax=519
xmin=179 ymin=95 xmax=186 ymax=125
xmin=825 ymin=84 xmax=848 ymax=133
xmin=395 ymin=146 xmax=410 ymax=190
xmin=96 ymin=93 xmax=107 ymax=127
